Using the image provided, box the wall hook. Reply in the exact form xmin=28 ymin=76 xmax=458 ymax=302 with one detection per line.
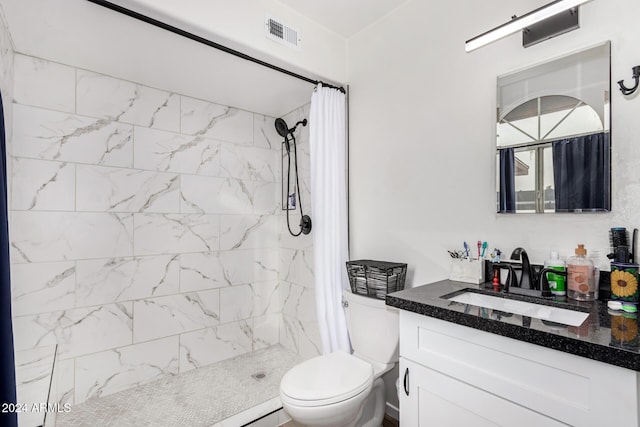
xmin=618 ymin=66 xmax=640 ymax=96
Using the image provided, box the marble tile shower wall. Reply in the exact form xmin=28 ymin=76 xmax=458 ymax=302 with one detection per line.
xmin=278 ymin=104 xmax=322 ymax=359
xmin=0 ymin=2 xmax=14 ymax=192
xmin=9 ymin=53 xmax=285 ymax=405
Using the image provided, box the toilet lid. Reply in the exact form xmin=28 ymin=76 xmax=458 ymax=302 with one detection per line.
xmin=280 ymin=351 xmax=373 ymax=407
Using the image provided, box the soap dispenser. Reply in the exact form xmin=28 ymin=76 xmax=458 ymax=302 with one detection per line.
xmin=567 ymin=244 xmax=596 ymax=301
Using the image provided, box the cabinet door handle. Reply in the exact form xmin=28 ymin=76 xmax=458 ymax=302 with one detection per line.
xmin=403 ymin=367 xmax=409 ymax=396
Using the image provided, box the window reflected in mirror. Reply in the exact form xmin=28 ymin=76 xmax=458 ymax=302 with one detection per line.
xmin=496 ymin=42 xmax=611 ymax=214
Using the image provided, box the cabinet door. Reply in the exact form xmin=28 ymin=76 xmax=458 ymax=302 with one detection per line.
xmin=399 ymin=358 xmax=564 ymax=427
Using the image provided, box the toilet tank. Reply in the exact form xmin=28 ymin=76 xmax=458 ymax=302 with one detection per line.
xmin=343 ymin=290 xmax=399 ymax=364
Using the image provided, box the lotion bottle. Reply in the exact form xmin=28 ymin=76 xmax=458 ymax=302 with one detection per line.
xmin=567 ymin=244 xmax=596 ymax=301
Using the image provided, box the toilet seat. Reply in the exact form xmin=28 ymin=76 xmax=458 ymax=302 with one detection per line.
xmin=280 ymin=351 xmax=373 ymax=407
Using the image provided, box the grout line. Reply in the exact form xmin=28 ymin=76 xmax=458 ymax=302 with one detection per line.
xmin=57 ymin=317 xmax=276 ymax=362
xmin=128 ymin=293 xmax=135 ymax=346
xmin=13 ymin=278 xmax=281 ymax=315
xmin=73 ymin=161 xmax=77 ymax=212
xmin=9 ymin=208 xmax=279 ymax=217
xmin=70 ymin=357 xmax=76 ymax=406
xmin=74 ymin=66 xmax=77 ymax=114
xmin=131 ymin=125 xmax=136 ymax=175
xmin=13 ymin=101 xmax=263 ymax=147
xmin=9 ymin=247 xmax=281 ymax=265
xmin=13 ymin=52 xmax=274 ymax=117
xmin=9 ymin=152 xmax=280 ymax=183
xmin=178 ymin=94 xmax=182 ymax=134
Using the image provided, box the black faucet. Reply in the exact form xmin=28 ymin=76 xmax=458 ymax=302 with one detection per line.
xmin=510 ymin=247 xmax=534 ymax=289
xmin=491 ymin=248 xmax=568 ymax=299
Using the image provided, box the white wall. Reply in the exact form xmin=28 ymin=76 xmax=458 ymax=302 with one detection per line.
xmin=347 ymin=0 xmax=640 ymax=286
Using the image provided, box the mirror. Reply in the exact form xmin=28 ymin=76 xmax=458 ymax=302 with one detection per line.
xmin=496 ymin=42 xmax=611 ymax=214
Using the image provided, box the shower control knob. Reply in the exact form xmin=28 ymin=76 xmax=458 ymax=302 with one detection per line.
xmin=300 ymin=215 xmax=312 ymax=235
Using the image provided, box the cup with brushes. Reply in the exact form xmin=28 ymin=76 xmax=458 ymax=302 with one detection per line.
xmin=448 ymin=241 xmax=487 ymax=285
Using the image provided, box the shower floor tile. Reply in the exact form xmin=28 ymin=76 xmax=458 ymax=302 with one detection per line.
xmin=56 ymin=345 xmax=301 ymax=427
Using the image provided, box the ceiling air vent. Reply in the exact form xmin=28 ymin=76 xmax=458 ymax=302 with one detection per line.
xmin=265 ymin=15 xmax=301 ymax=49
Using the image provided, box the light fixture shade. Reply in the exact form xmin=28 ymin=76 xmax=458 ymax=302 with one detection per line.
xmin=465 ymin=0 xmax=592 ymax=52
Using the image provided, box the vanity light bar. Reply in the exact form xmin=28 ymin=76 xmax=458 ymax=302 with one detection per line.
xmin=465 ymin=0 xmax=593 ymax=52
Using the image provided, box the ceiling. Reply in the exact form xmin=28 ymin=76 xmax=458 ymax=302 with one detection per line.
xmin=278 ymin=0 xmax=409 ymax=37
xmin=0 ymin=0 xmax=317 ymax=117
xmin=0 ymin=0 xmax=407 ymax=117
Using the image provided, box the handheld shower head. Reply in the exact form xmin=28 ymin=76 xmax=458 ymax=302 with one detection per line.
xmin=275 ymin=118 xmax=289 ymax=138
xmin=275 ymin=117 xmax=291 ymax=153
xmin=275 ymin=118 xmax=308 ymax=138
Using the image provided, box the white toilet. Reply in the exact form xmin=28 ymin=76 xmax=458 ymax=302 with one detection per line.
xmin=279 ymin=290 xmax=399 ymax=427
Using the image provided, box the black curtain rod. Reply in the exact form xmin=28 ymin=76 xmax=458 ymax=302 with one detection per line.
xmin=86 ymin=0 xmax=346 ymax=94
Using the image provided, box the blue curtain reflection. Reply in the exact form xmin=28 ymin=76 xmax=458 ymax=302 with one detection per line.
xmin=552 ymin=132 xmax=610 ymax=212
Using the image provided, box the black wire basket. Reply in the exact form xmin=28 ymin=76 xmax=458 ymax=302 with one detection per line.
xmin=346 ymin=259 xmax=407 ymax=300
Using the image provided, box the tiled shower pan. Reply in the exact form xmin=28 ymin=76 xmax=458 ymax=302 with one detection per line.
xmin=56 ymin=345 xmax=301 ymax=427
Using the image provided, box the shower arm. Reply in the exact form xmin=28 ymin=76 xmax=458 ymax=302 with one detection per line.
xmin=291 ymin=119 xmax=307 ymax=133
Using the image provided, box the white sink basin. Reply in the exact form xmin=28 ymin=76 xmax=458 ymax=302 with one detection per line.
xmin=446 ymin=291 xmax=589 ymax=326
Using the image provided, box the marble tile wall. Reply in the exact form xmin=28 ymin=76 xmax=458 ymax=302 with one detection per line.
xmin=0 ymin=2 xmax=14 ymax=198
xmin=9 ymin=52 xmax=286 ymax=406
xmin=278 ymin=104 xmax=322 ymax=359
xmin=13 ymin=346 xmax=56 ymax=427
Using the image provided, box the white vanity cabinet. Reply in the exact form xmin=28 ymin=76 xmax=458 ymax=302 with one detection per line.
xmin=398 ymin=310 xmax=640 ymax=427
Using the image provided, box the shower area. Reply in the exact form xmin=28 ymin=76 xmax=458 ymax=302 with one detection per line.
xmin=0 ymin=1 xmax=347 ymax=426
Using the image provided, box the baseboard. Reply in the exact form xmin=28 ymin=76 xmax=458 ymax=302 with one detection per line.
xmin=385 ymin=402 xmax=399 ymax=422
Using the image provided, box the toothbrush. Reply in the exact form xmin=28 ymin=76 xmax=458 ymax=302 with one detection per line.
xmin=477 ymin=241 xmax=482 ymax=259
xmin=481 ymin=241 xmax=488 ymax=258
xmin=464 ymin=241 xmax=470 ymax=258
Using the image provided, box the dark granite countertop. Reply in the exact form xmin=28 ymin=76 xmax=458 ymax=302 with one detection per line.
xmin=386 ymin=280 xmax=640 ymax=372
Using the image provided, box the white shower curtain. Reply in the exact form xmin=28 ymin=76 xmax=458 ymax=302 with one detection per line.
xmin=310 ymin=84 xmax=351 ymax=354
